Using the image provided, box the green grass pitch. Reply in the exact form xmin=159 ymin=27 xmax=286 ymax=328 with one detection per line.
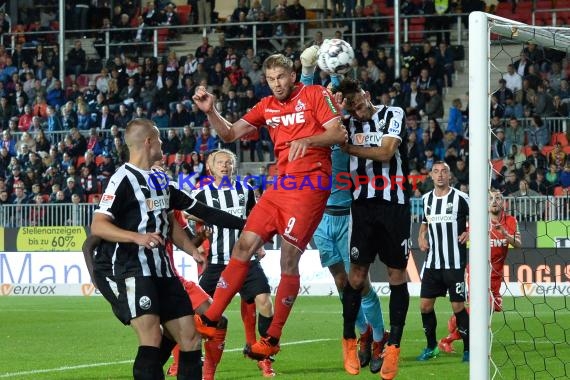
xmin=0 ymin=296 xmax=567 ymax=379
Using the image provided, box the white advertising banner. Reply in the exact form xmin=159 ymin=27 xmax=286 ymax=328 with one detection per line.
xmin=0 ymin=251 xmax=566 ymax=297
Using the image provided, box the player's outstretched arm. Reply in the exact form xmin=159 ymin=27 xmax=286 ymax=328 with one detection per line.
xmin=192 ymin=86 xmax=256 ymax=142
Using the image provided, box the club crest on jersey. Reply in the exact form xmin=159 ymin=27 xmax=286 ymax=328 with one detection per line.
xmin=238 ymin=193 xmax=245 ymax=205
xmin=139 ymin=296 xmax=151 ymax=310
xmin=353 ymin=132 xmax=382 ymax=145
xmin=446 ymin=203 xmax=454 ymax=213
xmin=145 ymin=195 xmax=168 ymax=211
xmin=295 ymin=99 xmax=305 ymax=112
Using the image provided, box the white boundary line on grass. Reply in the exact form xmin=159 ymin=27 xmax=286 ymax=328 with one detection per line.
xmin=0 ymin=338 xmax=335 ymax=378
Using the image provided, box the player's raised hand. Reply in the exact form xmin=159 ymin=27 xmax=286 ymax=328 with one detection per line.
xmin=192 ymin=86 xmax=215 ymax=113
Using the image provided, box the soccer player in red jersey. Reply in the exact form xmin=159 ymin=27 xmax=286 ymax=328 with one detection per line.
xmin=192 ymin=53 xmax=348 ymax=359
xmin=438 ymin=190 xmax=521 ymax=353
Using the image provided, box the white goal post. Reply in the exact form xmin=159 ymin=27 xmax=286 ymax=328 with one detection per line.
xmin=468 ymin=11 xmax=570 ymax=380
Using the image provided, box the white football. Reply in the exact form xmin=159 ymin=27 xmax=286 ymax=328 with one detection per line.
xmin=317 ymin=39 xmax=355 ymax=75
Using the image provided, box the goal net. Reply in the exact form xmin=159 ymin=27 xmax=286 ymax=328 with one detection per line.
xmin=469 ymin=12 xmax=570 ymax=380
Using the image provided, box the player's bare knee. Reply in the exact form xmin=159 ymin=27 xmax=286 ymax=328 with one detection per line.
xmin=387 ymin=267 xmax=407 ymax=285
xmin=255 ymin=294 xmax=274 ymax=316
xmin=419 ymin=298 xmax=435 ymax=314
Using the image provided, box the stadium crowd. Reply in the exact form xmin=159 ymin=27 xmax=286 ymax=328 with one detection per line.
xmin=0 ymin=0 xmax=568 ymax=217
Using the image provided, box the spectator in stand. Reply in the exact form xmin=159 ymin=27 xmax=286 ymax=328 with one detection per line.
xmin=46 ymin=80 xmax=66 ymax=109
xmin=179 ymin=126 xmax=197 ymax=155
xmin=95 ymin=105 xmax=115 ymax=130
xmin=96 ymin=151 xmax=115 ymax=185
xmin=530 ymin=169 xmax=548 ymax=195
xmin=151 ymin=104 xmax=170 ymax=129
xmin=558 ymin=79 xmax=570 ymax=100
xmin=525 ymin=145 xmax=548 ymax=173
xmin=63 ymin=175 xmax=85 ymax=202
xmin=549 ymin=142 xmax=567 ymax=171
xmin=138 ymin=76 xmax=158 ymax=117
xmin=17 ymin=105 xmax=33 ymax=132
xmin=525 ymin=115 xmax=550 ymax=149
xmin=86 ymin=129 xmax=103 ymax=156
xmin=453 ymin=158 xmax=469 ymax=185
xmin=196 ymin=124 xmax=218 ymax=154
xmin=503 ymin=117 xmax=524 ymax=148
xmin=68 ymin=128 xmax=88 ymax=159
xmin=66 ymin=40 xmax=86 ymax=77
xmin=163 ymin=128 xmax=182 ymax=156
xmin=421 ymin=86 xmax=443 ymax=120
xmin=534 ymin=82 xmax=555 ymax=117
xmin=559 ymin=161 xmax=570 ymax=189
xmin=195 ymin=37 xmax=213 ymax=64
xmin=114 ymin=104 xmax=132 ymax=129
xmin=493 ymin=79 xmax=514 ymax=107
xmin=501 ymin=171 xmax=520 ymax=195
xmin=158 ymin=77 xmax=181 ymax=114
xmin=188 ymin=151 xmax=204 ymax=184
xmin=119 ymin=77 xmax=141 ymax=109
xmin=76 ymin=102 xmax=91 ymax=131
xmin=168 ymin=152 xmax=187 ymax=178
xmin=34 ymin=130 xmax=50 ymax=154
xmin=189 ymin=102 xmax=207 ymax=127
xmin=79 ymin=160 xmax=97 ymax=194
xmin=83 ymin=80 xmax=99 ymax=106
xmin=407 ymin=131 xmax=421 ymax=171
xmin=503 ymin=64 xmax=523 ymax=93
xmin=492 ymin=128 xmax=509 ymax=160
xmin=508 ymin=144 xmax=527 ymax=170
xmin=171 ymin=102 xmax=192 ymax=128
xmin=286 ymin=0 xmax=306 ymax=35
xmin=545 ymin=163 xmax=561 ymax=188
xmin=447 ymin=98 xmax=464 ymax=137
xmin=45 ymin=105 xmax=62 ymax=132
xmin=550 ymin=95 xmax=569 ymax=117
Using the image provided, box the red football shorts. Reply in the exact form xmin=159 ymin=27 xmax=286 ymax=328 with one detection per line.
xmin=245 ymin=174 xmax=330 ymax=251
xmin=179 ymin=277 xmax=211 ymax=311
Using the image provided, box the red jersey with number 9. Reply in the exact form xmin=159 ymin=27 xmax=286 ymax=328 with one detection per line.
xmin=241 ymin=83 xmax=341 ymax=176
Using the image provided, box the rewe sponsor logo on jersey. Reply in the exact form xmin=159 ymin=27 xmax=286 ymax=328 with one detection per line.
xmin=145 ymin=195 xmax=168 ymax=211
xmin=352 ymin=132 xmax=382 ymax=145
xmin=266 ymin=112 xmax=306 ymax=128
xmin=426 ymin=214 xmax=456 ymax=223
xmin=490 ymin=238 xmax=508 ymax=247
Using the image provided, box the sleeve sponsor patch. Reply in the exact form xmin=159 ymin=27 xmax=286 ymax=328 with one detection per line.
xmin=99 ymin=193 xmax=115 ymax=208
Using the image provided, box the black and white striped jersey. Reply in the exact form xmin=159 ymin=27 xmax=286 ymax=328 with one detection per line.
xmin=93 ymin=164 xmax=245 ymax=278
xmin=192 ymin=181 xmax=255 ymax=265
xmin=346 ymin=105 xmax=411 ymax=204
xmin=421 ymin=187 xmax=470 ymax=269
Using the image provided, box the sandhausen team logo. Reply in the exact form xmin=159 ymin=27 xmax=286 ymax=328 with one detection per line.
xmin=350 ymin=246 xmax=359 ymax=260
xmin=139 ymin=296 xmax=152 ymax=310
